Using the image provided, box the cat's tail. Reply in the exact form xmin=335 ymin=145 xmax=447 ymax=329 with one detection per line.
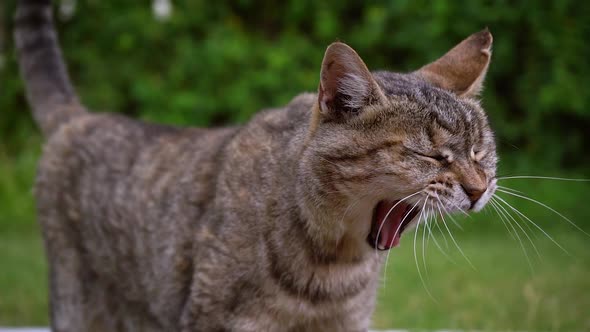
xmin=14 ymin=0 xmax=86 ymax=137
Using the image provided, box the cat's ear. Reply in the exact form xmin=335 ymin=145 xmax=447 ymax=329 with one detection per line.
xmin=417 ymin=29 xmax=492 ymax=99
xmin=317 ymin=42 xmax=386 ymax=119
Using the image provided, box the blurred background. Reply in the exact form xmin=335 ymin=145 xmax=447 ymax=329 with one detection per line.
xmin=0 ymin=0 xmax=589 ymax=330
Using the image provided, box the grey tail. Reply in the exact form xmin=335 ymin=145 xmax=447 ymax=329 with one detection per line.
xmin=14 ymin=0 xmax=85 ymax=137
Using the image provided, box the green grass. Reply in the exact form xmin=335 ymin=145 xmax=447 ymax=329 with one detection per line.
xmin=1 ymin=220 xmax=588 ymax=329
xmin=374 ymin=225 xmax=590 ymax=330
xmin=0 ymin=230 xmax=48 ymax=325
xmin=0 ymin=141 xmax=48 ymax=325
xmin=0 ymin=137 xmax=39 ymax=235
xmin=0 ymin=142 xmax=589 ymax=329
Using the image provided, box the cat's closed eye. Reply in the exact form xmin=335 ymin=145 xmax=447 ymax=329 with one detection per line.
xmin=426 ymin=153 xmax=448 ymax=163
xmin=409 ymin=148 xmax=449 ymax=163
xmin=471 ymin=148 xmax=487 ymax=162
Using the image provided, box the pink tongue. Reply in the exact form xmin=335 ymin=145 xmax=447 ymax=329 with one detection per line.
xmin=375 ymin=200 xmax=407 ymax=249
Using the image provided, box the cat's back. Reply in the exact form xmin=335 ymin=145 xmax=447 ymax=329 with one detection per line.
xmin=37 ymin=112 xmax=236 ymax=198
xmin=35 ymin=113 xmax=237 ymax=319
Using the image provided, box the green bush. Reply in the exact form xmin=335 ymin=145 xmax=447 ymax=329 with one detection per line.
xmin=2 ymin=1 xmax=590 ymax=168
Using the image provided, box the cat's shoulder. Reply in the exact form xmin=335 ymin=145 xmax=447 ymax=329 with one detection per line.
xmin=248 ymin=93 xmax=316 ymax=132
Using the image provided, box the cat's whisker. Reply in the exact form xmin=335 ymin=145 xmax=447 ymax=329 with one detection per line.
xmin=495 ymin=188 xmax=590 ymax=238
xmin=488 ymin=198 xmax=517 ymax=241
xmin=447 ymin=199 xmax=471 ymax=218
xmin=489 ymin=198 xmax=536 ymax=272
xmin=438 ymin=201 xmax=464 ymax=231
xmin=496 ymin=185 xmax=525 ymax=195
xmin=511 ymin=202 xmax=540 ymax=242
xmin=429 ymin=194 xmax=453 ymax=249
xmin=424 ymin=214 xmax=433 ymax=261
xmin=374 ymin=191 xmax=422 ymax=252
xmin=432 ymin=211 xmax=450 ymax=249
xmin=416 ymin=208 xmax=426 ymax=271
xmin=425 ymin=206 xmax=456 ymax=264
xmin=489 ymin=198 xmax=538 ymax=269
xmin=493 ymin=194 xmax=569 ymax=255
xmin=497 ymin=176 xmax=590 ymax=182
xmin=420 ymin=200 xmax=430 ymax=274
xmin=412 ymin=198 xmax=437 ymax=302
xmin=496 ymin=187 xmax=540 ymax=239
xmin=383 ymin=200 xmax=421 ymax=283
xmin=435 ymin=199 xmax=476 ymax=270
xmin=492 ymin=197 xmax=541 ymax=260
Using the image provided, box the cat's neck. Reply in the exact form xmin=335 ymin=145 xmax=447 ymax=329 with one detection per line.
xmin=216 ymin=93 xmax=375 ymax=263
xmin=294 ymin=177 xmax=375 ymax=263
xmin=296 ymin=102 xmax=376 ymax=262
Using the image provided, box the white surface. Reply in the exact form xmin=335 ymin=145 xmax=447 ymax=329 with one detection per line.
xmin=0 ymin=330 xmax=413 ymax=332
xmin=0 ymin=329 xmax=415 ymax=332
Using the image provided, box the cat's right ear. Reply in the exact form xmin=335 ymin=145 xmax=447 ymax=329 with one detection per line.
xmin=416 ymin=29 xmax=492 ymax=99
xmin=317 ymin=42 xmax=386 ymax=120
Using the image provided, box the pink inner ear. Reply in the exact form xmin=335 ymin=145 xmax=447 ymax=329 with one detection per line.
xmin=318 ymin=42 xmax=382 ymax=114
xmin=318 ymin=82 xmax=332 ymax=113
xmin=320 ymin=60 xmax=341 ymax=96
xmin=417 ymin=29 xmax=493 ymax=97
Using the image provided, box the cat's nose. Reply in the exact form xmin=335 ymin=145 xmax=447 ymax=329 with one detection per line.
xmin=462 ymin=184 xmax=486 ymax=203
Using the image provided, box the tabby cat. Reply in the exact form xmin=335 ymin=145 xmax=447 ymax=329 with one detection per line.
xmin=15 ymin=0 xmax=497 ymax=331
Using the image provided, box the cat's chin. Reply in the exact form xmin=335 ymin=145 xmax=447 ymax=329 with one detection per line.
xmin=367 ymin=200 xmax=420 ymax=251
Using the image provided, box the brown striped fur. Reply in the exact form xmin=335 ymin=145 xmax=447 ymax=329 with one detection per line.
xmin=15 ymin=1 xmax=497 ymax=331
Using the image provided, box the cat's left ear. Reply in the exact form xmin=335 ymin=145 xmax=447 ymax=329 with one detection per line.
xmin=417 ymin=29 xmax=492 ymax=99
xmin=317 ymin=42 xmax=386 ymax=119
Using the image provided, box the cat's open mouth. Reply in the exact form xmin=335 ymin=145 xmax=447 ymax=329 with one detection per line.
xmin=367 ymin=200 xmax=420 ymax=250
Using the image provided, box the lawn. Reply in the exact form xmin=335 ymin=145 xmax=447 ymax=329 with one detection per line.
xmin=2 ymin=217 xmax=589 ymax=330
xmin=374 ymin=222 xmax=590 ymax=330
xmin=0 ymin=230 xmax=48 ymax=324
xmin=0 ymin=144 xmax=589 ymax=329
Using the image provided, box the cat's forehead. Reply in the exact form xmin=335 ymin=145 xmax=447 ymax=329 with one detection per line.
xmin=373 ymin=71 xmax=487 ymax=149
xmin=373 ymin=71 xmax=428 ymax=96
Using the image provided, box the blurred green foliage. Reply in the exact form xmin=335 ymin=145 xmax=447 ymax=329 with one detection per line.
xmin=0 ymin=1 xmax=589 ymax=328
xmin=2 ymin=0 xmax=590 ymax=168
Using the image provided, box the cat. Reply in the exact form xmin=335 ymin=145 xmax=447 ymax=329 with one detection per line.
xmin=14 ymin=0 xmax=497 ymax=331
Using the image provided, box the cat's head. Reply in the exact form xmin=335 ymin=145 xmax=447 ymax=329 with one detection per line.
xmin=303 ymin=29 xmax=497 ymax=251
